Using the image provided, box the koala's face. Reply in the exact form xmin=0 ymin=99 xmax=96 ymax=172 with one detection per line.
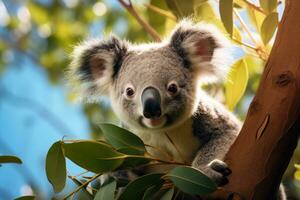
xmin=69 ymin=20 xmax=231 ymax=132
xmin=110 ymin=47 xmax=197 ymax=131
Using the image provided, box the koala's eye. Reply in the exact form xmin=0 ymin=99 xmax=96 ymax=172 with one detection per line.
xmin=125 ymin=87 xmax=135 ymax=98
xmin=167 ymin=82 xmax=179 ymax=95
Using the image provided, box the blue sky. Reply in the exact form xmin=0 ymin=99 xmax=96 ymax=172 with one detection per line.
xmin=0 ymin=54 xmax=91 ymax=199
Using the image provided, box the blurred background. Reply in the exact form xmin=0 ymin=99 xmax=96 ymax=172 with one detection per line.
xmin=0 ymin=0 xmax=300 ymax=199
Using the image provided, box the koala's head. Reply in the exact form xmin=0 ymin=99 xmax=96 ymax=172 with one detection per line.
xmin=68 ymin=20 xmax=231 ymax=132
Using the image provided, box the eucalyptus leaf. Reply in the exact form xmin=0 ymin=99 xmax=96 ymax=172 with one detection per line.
xmin=246 ymin=4 xmax=265 ymax=32
xmin=160 ymin=188 xmax=174 ymax=200
xmin=70 ymin=178 xmax=93 ymax=199
xmin=225 ymin=58 xmax=249 ymax=110
xmin=14 ymin=196 xmax=35 ymax=200
xmin=195 ymin=2 xmax=216 ymax=23
xmin=219 ymin=0 xmax=233 ymax=36
xmin=165 ymin=166 xmax=217 ymax=195
xmin=0 ymin=155 xmax=22 ymax=164
xmin=94 ymin=177 xmax=116 ymax=200
xmin=118 ymin=173 xmax=165 ymax=200
xmin=45 ymin=141 xmax=66 ymax=193
xmin=233 ymin=0 xmax=246 ymax=8
xmin=63 ymin=141 xmax=125 ymax=173
xmin=147 ymin=0 xmax=169 ymax=35
xmin=261 ymin=12 xmax=278 ymax=45
xmin=99 ymin=123 xmax=145 ymax=154
xmin=142 ymin=182 xmax=164 ymax=200
xmin=117 ymin=147 xmax=150 ymax=169
xmin=165 ymin=0 xmax=194 ymax=18
xmin=232 ymin=27 xmax=242 ymax=44
xmin=259 ymin=0 xmax=278 ymax=13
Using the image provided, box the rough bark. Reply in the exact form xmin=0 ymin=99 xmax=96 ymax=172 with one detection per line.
xmin=214 ymin=0 xmax=300 ymax=199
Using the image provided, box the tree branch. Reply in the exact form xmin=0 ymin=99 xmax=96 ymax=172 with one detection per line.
xmin=144 ymin=4 xmax=177 ymax=21
xmin=118 ymin=0 xmax=162 ymax=42
xmin=217 ymin=0 xmax=300 ymax=198
xmin=241 ymin=0 xmax=266 ymax=14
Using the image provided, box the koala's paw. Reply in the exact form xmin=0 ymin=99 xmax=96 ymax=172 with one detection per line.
xmin=203 ymin=159 xmax=231 ymax=186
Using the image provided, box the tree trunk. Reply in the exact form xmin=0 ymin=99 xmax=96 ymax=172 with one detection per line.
xmin=213 ymin=0 xmax=300 ymax=199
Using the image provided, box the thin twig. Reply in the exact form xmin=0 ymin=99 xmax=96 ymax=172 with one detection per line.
xmin=129 ymin=154 xmax=187 ymax=166
xmin=164 ymin=132 xmax=188 ymax=164
xmin=233 ymin=8 xmax=268 ymax=60
xmin=72 ymin=170 xmax=90 ymax=178
xmin=231 ymin=37 xmax=257 ymax=50
xmin=118 ymin=0 xmax=162 ymax=42
xmin=144 ymin=143 xmax=174 ymax=160
xmin=144 ymin=4 xmax=177 ymax=21
xmin=68 ymin=175 xmax=97 ymax=192
xmin=64 ymin=173 xmax=101 ymax=200
xmin=233 ymin=8 xmax=257 ymax=45
xmin=241 ymin=0 xmax=266 ymax=14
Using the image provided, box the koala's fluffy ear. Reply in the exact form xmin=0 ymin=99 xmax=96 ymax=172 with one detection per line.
xmin=68 ymin=36 xmax=128 ymax=101
xmin=169 ymin=20 xmax=232 ymax=82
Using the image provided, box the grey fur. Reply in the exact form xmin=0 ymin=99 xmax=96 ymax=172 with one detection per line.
xmin=191 ymin=93 xmax=241 ymax=185
xmin=68 ymin=20 xmax=286 ymax=199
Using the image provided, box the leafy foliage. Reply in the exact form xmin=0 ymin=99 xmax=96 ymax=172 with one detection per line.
xmin=219 ymin=0 xmax=233 ymax=36
xmin=261 ymin=12 xmax=279 ymax=45
xmin=63 ymin=141 xmax=125 ymax=173
xmin=99 ymin=123 xmax=146 ymax=154
xmin=45 ymin=141 xmax=66 ymax=193
xmin=14 ymin=196 xmax=35 ymax=200
xmin=225 ymin=58 xmax=249 ymax=111
xmin=94 ymin=177 xmax=117 ymax=200
xmin=165 ymin=166 xmax=217 ymax=195
xmin=45 ymin=124 xmax=218 ymax=199
xmin=0 ymin=155 xmax=22 ymax=164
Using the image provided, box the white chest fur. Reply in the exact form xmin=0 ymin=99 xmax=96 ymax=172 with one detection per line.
xmin=133 ymin=119 xmax=201 ymax=164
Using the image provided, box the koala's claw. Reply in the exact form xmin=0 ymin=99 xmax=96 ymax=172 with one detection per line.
xmin=209 ymin=159 xmax=232 ymax=176
xmin=202 ymin=159 xmax=231 ymax=186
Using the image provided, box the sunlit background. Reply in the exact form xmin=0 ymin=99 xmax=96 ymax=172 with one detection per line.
xmin=0 ymin=0 xmax=300 ymax=199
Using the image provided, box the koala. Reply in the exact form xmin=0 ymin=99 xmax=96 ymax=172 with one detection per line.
xmin=68 ymin=20 xmax=285 ymax=198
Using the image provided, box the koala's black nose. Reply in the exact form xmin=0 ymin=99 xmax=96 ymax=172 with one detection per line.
xmin=141 ymin=87 xmax=161 ymax=119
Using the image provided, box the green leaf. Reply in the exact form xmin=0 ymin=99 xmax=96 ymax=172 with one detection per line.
xmin=117 ymin=147 xmax=150 ymax=169
xmin=70 ymin=178 xmax=93 ymax=199
xmin=233 ymin=0 xmax=247 ymax=8
xmin=232 ymin=27 xmax=242 ymax=44
xmin=94 ymin=177 xmax=116 ymax=200
xmin=225 ymin=58 xmax=249 ymax=111
xmin=259 ymin=0 xmax=277 ymax=13
xmin=142 ymin=182 xmax=164 ymax=200
xmin=260 ymin=12 xmax=278 ymax=45
xmin=99 ymin=123 xmax=145 ymax=154
xmin=45 ymin=141 xmax=66 ymax=193
xmin=165 ymin=0 xmax=194 ymax=18
xmin=118 ymin=173 xmax=165 ymax=200
xmin=0 ymin=155 xmax=22 ymax=164
xmin=246 ymin=4 xmax=265 ymax=32
xmin=147 ymin=0 xmax=169 ymax=35
xmin=219 ymin=0 xmax=233 ymax=36
xmin=63 ymin=141 xmax=125 ymax=173
xmin=14 ymin=196 xmax=35 ymax=200
xmin=195 ymin=2 xmax=217 ymax=23
xmin=165 ymin=166 xmax=217 ymax=195
xmin=160 ymin=188 xmax=174 ymax=200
